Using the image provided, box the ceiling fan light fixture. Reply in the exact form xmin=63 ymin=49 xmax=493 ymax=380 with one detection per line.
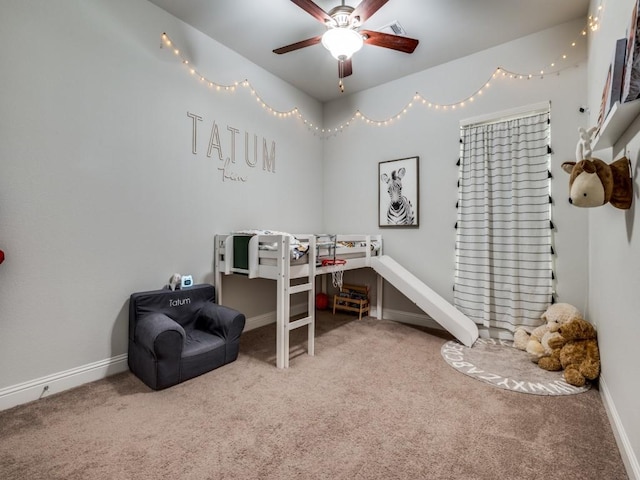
xmin=321 ymin=28 xmax=363 ymax=60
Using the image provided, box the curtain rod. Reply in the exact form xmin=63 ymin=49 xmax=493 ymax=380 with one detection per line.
xmin=460 ymin=101 xmax=551 ymax=128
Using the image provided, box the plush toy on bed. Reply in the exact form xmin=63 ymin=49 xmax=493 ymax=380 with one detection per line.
xmin=537 ymin=317 xmax=600 ymax=387
xmin=561 ymin=126 xmax=633 ymax=210
xmin=167 ymin=273 xmax=182 ymax=291
xmin=513 ymin=303 xmax=583 ymax=362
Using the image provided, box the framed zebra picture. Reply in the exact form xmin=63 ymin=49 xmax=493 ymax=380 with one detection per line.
xmin=378 ymin=156 xmax=419 ymax=228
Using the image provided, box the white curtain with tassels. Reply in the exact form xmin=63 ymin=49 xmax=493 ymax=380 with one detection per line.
xmin=454 ymin=109 xmax=553 ymax=334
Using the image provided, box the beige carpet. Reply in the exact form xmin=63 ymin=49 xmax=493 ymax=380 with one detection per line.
xmin=0 ymin=312 xmax=628 ymax=480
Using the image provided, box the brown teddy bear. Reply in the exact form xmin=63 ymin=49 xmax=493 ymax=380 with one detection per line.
xmin=513 ymin=303 xmax=582 ymax=362
xmin=537 ymin=317 xmax=600 ymax=387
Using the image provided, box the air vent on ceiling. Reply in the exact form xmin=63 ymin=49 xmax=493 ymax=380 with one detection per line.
xmin=379 ymin=20 xmax=406 ymax=36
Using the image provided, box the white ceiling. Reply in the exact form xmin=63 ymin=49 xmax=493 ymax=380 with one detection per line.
xmin=147 ymin=0 xmax=590 ymax=103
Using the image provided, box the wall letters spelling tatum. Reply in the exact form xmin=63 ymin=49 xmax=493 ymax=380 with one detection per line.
xmin=188 ymin=112 xmax=276 ymax=183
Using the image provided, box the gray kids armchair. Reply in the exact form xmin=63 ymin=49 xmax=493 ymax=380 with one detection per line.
xmin=128 ymin=284 xmax=245 ymax=390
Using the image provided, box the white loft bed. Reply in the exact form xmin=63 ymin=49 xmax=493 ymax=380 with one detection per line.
xmin=214 ymin=232 xmax=383 ymax=368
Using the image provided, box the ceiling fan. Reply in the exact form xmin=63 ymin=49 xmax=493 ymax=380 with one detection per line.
xmin=273 ymin=0 xmax=419 ymax=92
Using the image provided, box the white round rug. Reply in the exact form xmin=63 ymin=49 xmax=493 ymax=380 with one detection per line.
xmin=441 ymin=338 xmax=591 ymax=395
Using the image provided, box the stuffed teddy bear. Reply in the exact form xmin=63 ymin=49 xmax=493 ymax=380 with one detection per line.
xmin=513 ymin=303 xmax=582 ymax=362
xmin=537 ymin=317 xmax=600 ymax=387
xmin=561 ymin=127 xmax=633 ymax=210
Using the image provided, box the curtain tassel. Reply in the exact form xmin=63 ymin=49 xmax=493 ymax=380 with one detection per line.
xmin=551 ymin=245 xmax=555 ymax=255
xmin=549 ymin=220 xmax=555 ymax=229
xmin=549 ymin=195 xmax=553 ymax=204
xmin=551 ymin=271 xmax=555 ymax=280
xmin=456 ymin=158 xmax=461 ymax=166
xmin=547 ymin=170 xmax=553 ymax=178
xmin=454 ymin=222 xmax=458 ymax=229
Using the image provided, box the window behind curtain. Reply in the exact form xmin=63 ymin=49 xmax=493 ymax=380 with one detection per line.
xmin=454 ymin=106 xmax=553 ymax=335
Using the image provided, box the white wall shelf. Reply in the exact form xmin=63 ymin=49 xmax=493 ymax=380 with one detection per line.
xmin=593 ymin=99 xmax=640 ymax=150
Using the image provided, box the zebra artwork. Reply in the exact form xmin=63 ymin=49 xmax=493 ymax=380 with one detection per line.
xmin=381 ymin=167 xmax=415 ymax=225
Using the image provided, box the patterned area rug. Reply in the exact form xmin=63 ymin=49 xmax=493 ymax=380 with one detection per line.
xmin=441 ymin=338 xmax=591 ymax=395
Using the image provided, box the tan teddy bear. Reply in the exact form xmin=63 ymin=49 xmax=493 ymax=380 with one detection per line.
xmin=537 ymin=317 xmax=600 ymax=387
xmin=513 ymin=303 xmax=582 ymax=362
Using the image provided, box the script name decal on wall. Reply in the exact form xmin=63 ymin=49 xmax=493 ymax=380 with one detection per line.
xmin=188 ymin=112 xmax=276 ymax=183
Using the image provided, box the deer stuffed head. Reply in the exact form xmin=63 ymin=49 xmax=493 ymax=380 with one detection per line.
xmin=561 ymin=127 xmax=633 ymax=210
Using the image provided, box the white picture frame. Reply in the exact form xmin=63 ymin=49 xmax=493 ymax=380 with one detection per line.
xmin=378 ymin=156 xmax=419 ymax=228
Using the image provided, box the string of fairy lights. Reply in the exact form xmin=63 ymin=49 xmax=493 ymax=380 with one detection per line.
xmin=160 ymin=2 xmax=603 ymax=138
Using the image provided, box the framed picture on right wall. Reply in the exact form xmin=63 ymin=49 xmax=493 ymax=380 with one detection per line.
xmin=622 ymin=0 xmax=640 ymax=102
xmin=596 ymin=38 xmax=627 ymax=135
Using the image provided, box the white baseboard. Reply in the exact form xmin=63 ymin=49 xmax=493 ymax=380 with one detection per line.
xmin=599 ymin=375 xmax=639 ymax=480
xmin=243 ymin=303 xmax=309 ymax=331
xmin=243 ymin=311 xmax=278 ymax=331
xmin=248 ymin=306 xmax=441 ymax=332
xmin=374 ymin=307 xmax=442 ymax=330
xmin=0 ymin=305 xmax=310 ymax=412
xmin=0 ymin=353 xmax=129 ymax=412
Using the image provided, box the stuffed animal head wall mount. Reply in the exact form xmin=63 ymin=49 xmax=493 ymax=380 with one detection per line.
xmin=561 ymin=127 xmax=633 ymax=210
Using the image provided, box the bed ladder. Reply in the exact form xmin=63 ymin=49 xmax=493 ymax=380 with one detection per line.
xmin=276 ymin=234 xmax=316 ymax=368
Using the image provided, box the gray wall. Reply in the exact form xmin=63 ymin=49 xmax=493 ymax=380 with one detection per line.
xmin=2 ymin=2 xmax=635 ymax=474
xmin=323 ymin=19 xmax=590 ymax=314
xmin=0 ymin=0 xmax=323 ymax=390
xmin=587 ymin=0 xmax=640 ymax=476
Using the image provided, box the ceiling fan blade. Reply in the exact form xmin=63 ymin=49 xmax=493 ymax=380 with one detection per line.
xmin=339 ymin=58 xmax=353 ymax=78
xmin=350 ymin=0 xmax=389 ymax=24
xmin=290 ymin=0 xmax=332 ymax=24
xmin=360 ymin=30 xmax=419 ymax=53
xmin=273 ymin=35 xmax=322 ymax=54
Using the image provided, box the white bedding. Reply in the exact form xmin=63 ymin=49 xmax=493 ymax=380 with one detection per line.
xmin=231 ymin=230 xmax=380 ymax=261
xmin=232 ymin=230 xmax=309 ymax=259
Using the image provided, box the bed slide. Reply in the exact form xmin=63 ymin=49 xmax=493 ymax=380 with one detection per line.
xmin=370 ymin=255 xmax=479 ymax=347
